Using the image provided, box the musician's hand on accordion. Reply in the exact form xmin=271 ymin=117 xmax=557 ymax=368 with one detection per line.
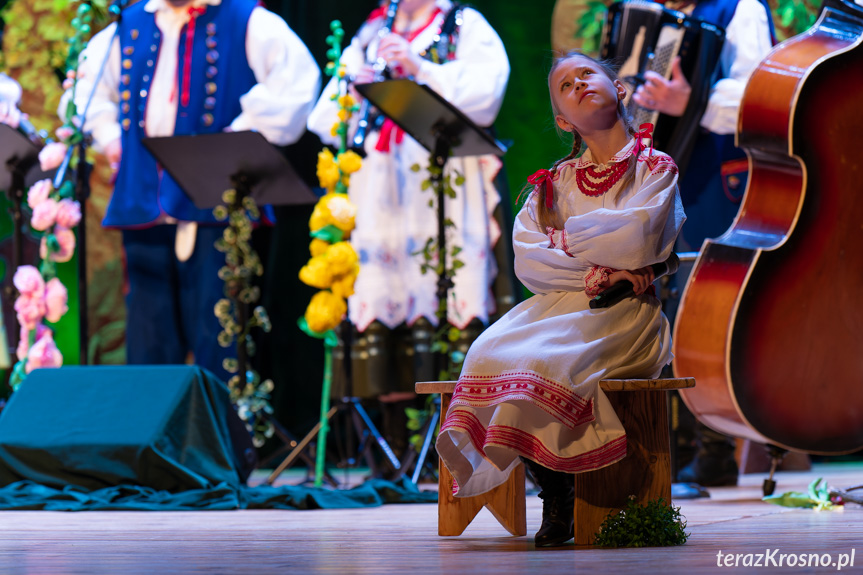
xmin=631 ymin=57 xmax=692 ymax=117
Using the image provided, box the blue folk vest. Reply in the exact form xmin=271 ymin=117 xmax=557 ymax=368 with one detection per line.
xmin=107 ymin=0 xmax=258 ymax=227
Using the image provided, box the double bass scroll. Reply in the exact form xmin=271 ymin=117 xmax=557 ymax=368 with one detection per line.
xmin=672 ymin=0 xmax=863 ymax=455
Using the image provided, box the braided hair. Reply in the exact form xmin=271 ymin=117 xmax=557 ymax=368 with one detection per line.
xmin=528 ymin=51 xmax=638 ymax=231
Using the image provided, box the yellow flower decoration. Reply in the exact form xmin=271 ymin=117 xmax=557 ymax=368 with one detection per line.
xmin=309 ymin=195 xmax=334 ymax=232
xmin=337 ymin=150 xmax=362 ymax=175
xmin=324 ymin=241 xmax=358 ymax=277
xmin=337 ymin=93 xmax=356 ymax=109
xmin=330 ymin=265 xmax=359 ymax=299
xmin=310 ymin=238 xmax=330 ymax=257
xmin=298 ymin=255 xmax=334 ymax=289
xmin=330 ymin=123 xmax=340 ymax=138
xmin=323 ymin=193 xmax=357 ymax=233
xmin=316 ymin=148 xmax=340 ymax=190
xmin=337 ymin=108 xmax=350 ymax=122
xmin=305 ymin=290 xmax=347 ymax=334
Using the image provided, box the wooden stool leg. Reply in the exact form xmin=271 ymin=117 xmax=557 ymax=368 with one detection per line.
xmin=437 ymin=393 xmax=527 ymax=537
xmin=573 ymin=390 xmax=671 ymax=545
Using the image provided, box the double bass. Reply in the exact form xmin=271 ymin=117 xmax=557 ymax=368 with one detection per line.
xmin=672 ymin=0 xmax=863 ymax=455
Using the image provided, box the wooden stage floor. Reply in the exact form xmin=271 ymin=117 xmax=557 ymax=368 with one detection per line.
xmin=0 ymin=462 xmax=860 ymax=574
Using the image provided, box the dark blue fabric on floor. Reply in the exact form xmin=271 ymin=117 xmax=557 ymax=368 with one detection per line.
xmin=0 ymin=477 xmax=437 ymax=511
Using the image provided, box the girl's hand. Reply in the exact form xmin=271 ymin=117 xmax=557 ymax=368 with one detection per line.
xmin=606 ymin=266 xmax=655 ymax=295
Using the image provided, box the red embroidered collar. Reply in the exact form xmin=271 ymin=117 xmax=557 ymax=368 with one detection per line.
xmin=366 ymin=5 xmax=443 ymax=43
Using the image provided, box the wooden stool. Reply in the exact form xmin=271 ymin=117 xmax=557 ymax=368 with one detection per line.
xmin=416 ymin=381 xmax=527 ymax=537
xmin=416 ymin=377 xmax=695 ymax=543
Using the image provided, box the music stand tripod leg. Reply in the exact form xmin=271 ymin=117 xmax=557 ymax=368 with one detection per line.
xmin=265 ymin=405 xmax=339 ymax=486
xmin=410 ymin=405 xmax=439 ymax=484
xmin=73 ymin=140 xmax=92 ymax=364
xmin=349 ymin=397 xmax=402 ymax=472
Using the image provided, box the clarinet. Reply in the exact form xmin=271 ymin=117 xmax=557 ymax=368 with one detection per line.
xmin=351 ymin=0 xmax=401 ymax=151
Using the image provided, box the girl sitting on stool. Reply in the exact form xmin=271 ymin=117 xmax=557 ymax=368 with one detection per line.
xmin=436 ymin=51 xmax=685 ymax=547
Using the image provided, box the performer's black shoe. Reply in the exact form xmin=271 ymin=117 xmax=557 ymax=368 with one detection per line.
xmin=671 ymin=482 xmax=711 ymax=499
xmin=677 ymin=423 xmax=739 ymax=487
xmin=677 ymin=456 xmax=738 ymax=487
xmin=523 ymin=458 xmax=575 ymax=547
xmin=535 ymin=491 xmax=575 ymax=547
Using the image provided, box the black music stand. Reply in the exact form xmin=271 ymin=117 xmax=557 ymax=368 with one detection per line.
xmin=0 ymin=124 xmax=54 ymax=354
xmin=354 ymin=79 xmax=507 ymax=481
xmin=142 ymin=131 xmax=335 ymax=484
xmin=142 ymin=131 xmax=316 ymax=210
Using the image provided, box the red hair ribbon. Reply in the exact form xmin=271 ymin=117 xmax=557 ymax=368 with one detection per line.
xmin=181 ymin=5 xmax=207 ymax=109
xmin=527 ymin=168 xmax=554 ymax=209
xmin=633 ymin=122 xmax=654 ymax=157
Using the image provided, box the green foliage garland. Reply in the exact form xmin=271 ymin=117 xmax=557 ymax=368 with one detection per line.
xmin=213 ymin=189 xmax=274 ymax=447
xmin=593 ymin=497 xmax=689 ymax=547
xmin=411 ymin=158 xmax=467 ymax=381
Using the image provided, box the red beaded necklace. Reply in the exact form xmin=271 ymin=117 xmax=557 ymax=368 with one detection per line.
xmin=575 ymin=159 xmax=629 ymax=197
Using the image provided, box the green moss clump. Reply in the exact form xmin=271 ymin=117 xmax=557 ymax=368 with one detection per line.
xmin=593 ymin=497 xmax=689 ymax=548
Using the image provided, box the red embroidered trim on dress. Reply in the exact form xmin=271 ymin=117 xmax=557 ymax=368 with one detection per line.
xmin=440 ymin=409 xmax=488 ymax=457
xmin=487 ymin=426 xmax=627 ymax=473
xmin=560 ymin=228 xmax=573 ymax=256
xmin=584 ymin=266 xmax=612 ymax=297
xmin=642 ymin=154 xmax=678 ymax=175
xmin=452 ymin=372 xmax=595 ymax=429
xmin=442 ymin=408 xmax=628 ymax=481
xmin=547 ymin=228 xmax=576 ymax=258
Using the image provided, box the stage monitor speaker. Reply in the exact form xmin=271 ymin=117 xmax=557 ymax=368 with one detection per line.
xmin=0 ymin=365 xmax=257 ymax=492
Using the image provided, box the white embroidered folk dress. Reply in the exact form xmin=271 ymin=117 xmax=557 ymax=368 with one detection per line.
xmin=436 ymin=139 xmax=686 ymax=497
xmin=306 ymin=0 xmax=510 ymax=331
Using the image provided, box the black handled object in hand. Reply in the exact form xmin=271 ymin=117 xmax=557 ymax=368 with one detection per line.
xmin=589 ymin=253 xmax=680 ymax=309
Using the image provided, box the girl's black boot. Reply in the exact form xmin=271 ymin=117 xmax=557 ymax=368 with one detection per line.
xmin=524 ymin=459 xmax=575 ymax=547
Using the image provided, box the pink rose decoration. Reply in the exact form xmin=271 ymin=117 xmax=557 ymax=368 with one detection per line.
xmin=40 ymin=226 xmax=76 ymax=263
xmin=55 ymin=199 xmax=82 ymax=229
xmin=17 ymin=324 xmax=51 ymax=361
xmin=38 ymin=142 xmax=68 ymax=172
xmin=13 ymin=265 xmax=45 ymax=297
xmin=14 ymin=294 xmax=46 ymax=331
xmin=55 ymin=126 xmax=75 ymax=142
xmin=45 ymin=278 xmax=68 ymax=323
xmin=27 ymin=179 xmax=53 ymax=210
xmin=31 ymin=198 xmax=60 ymax=231
xmin=16 ymin=327 xmax=27 ymax=362
xmin=25 ymin=330 xmax=63 ymax=373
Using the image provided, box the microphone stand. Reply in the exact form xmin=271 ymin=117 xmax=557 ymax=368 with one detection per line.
xmin=53 ymin=2 xmax=125 ymax=364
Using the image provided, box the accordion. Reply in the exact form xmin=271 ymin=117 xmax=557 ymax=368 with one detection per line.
xmin=600 ymin=0 xmax=725 ymax=175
